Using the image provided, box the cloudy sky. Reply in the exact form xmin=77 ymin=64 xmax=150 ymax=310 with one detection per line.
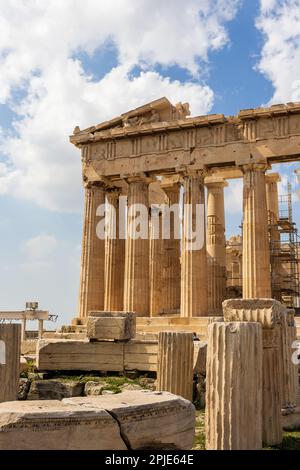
xmin=0 ymin=0 xmax=299 ymax=326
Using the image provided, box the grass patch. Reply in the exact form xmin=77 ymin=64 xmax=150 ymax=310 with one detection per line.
xmin=266 ymin=430 xmax=300 ymax=450
xmin=193 ymin=410 xmax=206 ymax=450
xmin=193 ymin=410 xmax=300 ymax=451
xmin=20 ymin=360 xmax=37 ymax=378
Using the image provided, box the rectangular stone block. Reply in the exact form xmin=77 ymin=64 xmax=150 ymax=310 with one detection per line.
xmin=88 ymin=311 xmax=136 ymax=341
xmin=222 ymin=298 xmax=285 ymax=328
xmin=37 ymin=339 xmax=124 ymax=371
xmin=124 ymin=340 xmax=158 ymax=372
xmin=0 ymin=324 xmax=21 ymax=403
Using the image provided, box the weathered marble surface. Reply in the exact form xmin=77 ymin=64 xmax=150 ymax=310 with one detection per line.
xmin=0 ymin=391 xmax=195 ymax=450
xmin=65 ymin=391 xmax=195 ymax=450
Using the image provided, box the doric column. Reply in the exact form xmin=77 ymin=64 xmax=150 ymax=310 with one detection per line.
xmin=124 ymin=176 xmax=151 ymax=316
xmin=205 ymin=321 xmax=263 ymax=450
xmin=266 ymin=173 xmax=280 ymax=223
xmin=206 ymin=177 xmax=228 ymax=315
xmin=104 ymin=188 xmax=125 ymax=311
xmin=262 ymin=327 xmax=283 ymax=445
xmin=157 ymin=332 xmax=194 ymax=401
xmin=78 ymin=181 xmax=106 ymax=319
xmin=38 ymin=320 xmax=44 ymax=340
xmin=161 ymin=181 xmax=181 ymax=313
xmin=0 ymin=324 xmax=21 ymax=403
xmin=266 ymin=173 xmax=282 ymax=301
xmin=241 ymin=163 xmax=271 ymax=298
xmin=181 ymin=171 xmax=208 ymax=317
xmin=149 ymin=207 xmax=163 ymax=316
xmin=280 ymin=309 xmax=298 ymax=411
xmin=223 ymin=298 xmax=284 ymax=446
xmin=21 ymin=318 xmax=26 ymax=342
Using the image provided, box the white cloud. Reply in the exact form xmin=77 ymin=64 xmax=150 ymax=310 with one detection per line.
xmin=21 ymin=233 xmax=58 ymax=264
xmin=256 ymin=0 xmax=300 ymax=103
xmin=260 ymin=0 xmax=277 ymax=13
xmin=0 ymin=0 xmax=240 ymax=212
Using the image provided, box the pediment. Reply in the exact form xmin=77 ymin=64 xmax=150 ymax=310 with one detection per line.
xmin=72 ymin=97 xmax=191 ymax=138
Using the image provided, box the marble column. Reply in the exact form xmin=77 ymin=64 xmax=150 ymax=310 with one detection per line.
xmin=223 ymin=298 xmax=284 ymax=446
xmin=157 ymin=331 xmax=194 ymax=401
xmin=38 ymin=320 xmax=44 ymax=340
xmin=181 ymin=171 xmax=208 ymax=317
xmin=149 ymin=207 xmax=163 ymax=316
xmin=266 ymin=173 xmax=282 ymax=301
xmin=0 ymin=324 xmax=21 ymax=403
xmin=78 ymin=181 xmax=106 ymax=319
xmin=242 ymin=163 xmax=271 ymax=298
xmin=124 ymin=176 xmax=151 ymax=316
xmin=281 ymin=309 xmax=298 ymax=411
xmin=21 ymin=318 xmax=26 ymax=342
xmin=206 ymin=177 xmax=228 ymax=315
xmin=161 ymin=182 xmax=181 ymax=314
xmin=104 ymin=188 xmax=125 ymax=311
xmin=205 ymin=321 xmax=263 ymax=450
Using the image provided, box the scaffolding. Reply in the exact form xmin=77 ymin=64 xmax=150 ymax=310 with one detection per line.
xmin=269 ymin=182 xmax=300 ymax=310
xmin=226 ymin=181 xmax=300 ymax=309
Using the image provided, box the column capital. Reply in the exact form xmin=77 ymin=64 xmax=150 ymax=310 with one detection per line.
xmin=181 ymin=168 xmax=208 ymax=182
xmin=83 ymin=179 xmax=107 ymax=190
xmin=105 ymin=186 xmax=123 ymax=200
xmin=123 ymin=173 xmax=154 ymax=185
xmin=161 ymin=181 xmax=181 ymax=196
xmin=265 ymin=173 xmax=281 ymax=184
xmin=205 ymin=176 xmax=228 ymax=189
xmin=240 ymin=162 xmax=270 ymax=174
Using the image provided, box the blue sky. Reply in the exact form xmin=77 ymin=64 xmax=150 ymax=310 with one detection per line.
xmin=0 ymin=0 xmax=299 ymax=327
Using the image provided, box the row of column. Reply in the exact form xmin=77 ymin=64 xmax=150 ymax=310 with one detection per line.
xmin=78 ymin=163 xmax=276 ymax=319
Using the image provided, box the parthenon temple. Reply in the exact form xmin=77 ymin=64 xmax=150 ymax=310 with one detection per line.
xmin=70 ymin=97 xmax=300 ymax=321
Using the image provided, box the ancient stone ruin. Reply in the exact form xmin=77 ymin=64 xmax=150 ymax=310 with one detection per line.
xmin=1 ymin=98 xmax=300 ymax=450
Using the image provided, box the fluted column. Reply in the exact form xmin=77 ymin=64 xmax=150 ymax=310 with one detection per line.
xmin=104 ymin=188 xmax=125 ymax=311
xmin=262 ymin=327 xmax=283 ymax=445
xmin=124 ymin=176 xmax=151 ymax=316
xmin=157 ymin=332 xmax=194 ymax=401
xmin=150 ymin=207 xmax=163 ymax=316
xmin=0 ymin=324 xmax=21 ymax=403
xmin=242 ymin=163 xmax=271 ymax=298
xmin=206 ymin=177 xmax=228 ymax=315
xmin=181 ymin=171 xmax=208 ymax=317
xmin=266 ymin=173 xmax=282 ymax=301
xmin=78 ymin=181 xmax=106 ymax=319
xmin=205 ymin=321 xmax=263 ymax=450
xmin=281 ymin=309 xmax=298 ymax=411
xmin=161 ymin=182 xmax=181 ymax=313
xmin=223 ymin=298 xmax=284 ymax=446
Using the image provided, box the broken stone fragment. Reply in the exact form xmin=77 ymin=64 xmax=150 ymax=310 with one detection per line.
xmin=64 ymin=390 xmax=195 ymax=450
xmin=27 ymin=380 xmax=84 ymax=400
xmin=0 ymin=400 xmax=125 ymax=450
xmin=0 ymin=391 xmax=195 ymax=450
xmin=222 ymin=298 xmax=285 ymax=328
xmin=18 ymin=378 xmax=31 ymax=401
xmin=84 ymin=381 xmax=107 ymax=396
xmin=87 ymin=311 xmax=136 ymax=341
xmin=193 ymin=341 xmax=207 ymax=375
